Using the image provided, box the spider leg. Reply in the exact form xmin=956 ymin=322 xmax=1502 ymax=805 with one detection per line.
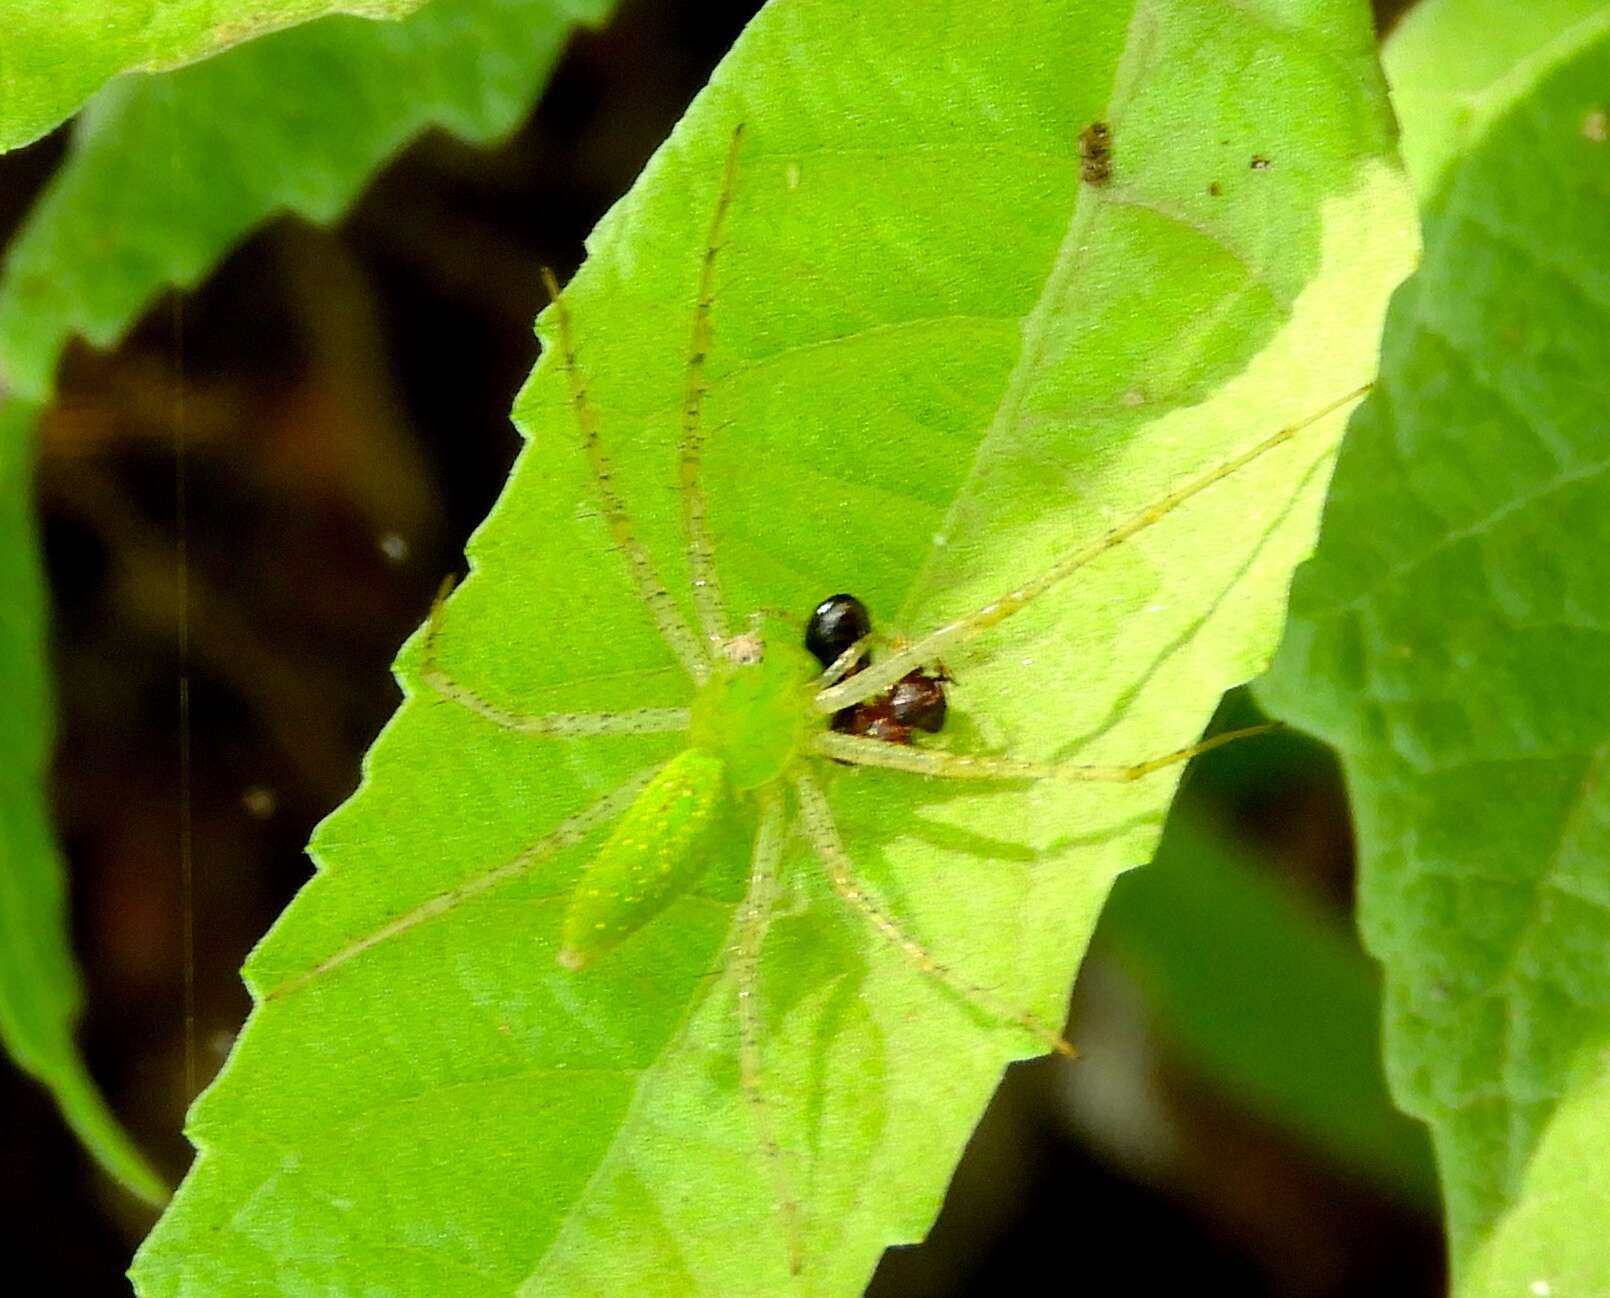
xmin=817 ymin=635 xmax=872 ymax=688
xmin=421 ymin=579 xmax=690 ymax=737
xmin=265 ymin=765 xmax=662 ymax=1001
xmin=813 ymin=722 xmax=1279 ymax=781
xmin=733 ymin=788 xmax=804 ymax=1274
xmin=540 ymin=267 xmax=711 ymax=684
xmin=679 ymin=123 xmax=746 ymax=651
xmin=813 ymin=384 xmax=1370 ymax=713
xmin=792 ymin=772 xmax=1075 ymax=1058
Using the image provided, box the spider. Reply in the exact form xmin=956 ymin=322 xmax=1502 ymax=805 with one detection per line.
xmin=269 ymin=124 xmax=1364 ymax=1276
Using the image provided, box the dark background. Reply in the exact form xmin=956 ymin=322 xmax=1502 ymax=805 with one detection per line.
xmin=1 ymin=0 xmax=1437 ymax=1293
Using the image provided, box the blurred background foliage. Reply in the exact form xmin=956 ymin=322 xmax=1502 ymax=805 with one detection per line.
xmin=0 ymin=0 xmax=1443 ymax=1293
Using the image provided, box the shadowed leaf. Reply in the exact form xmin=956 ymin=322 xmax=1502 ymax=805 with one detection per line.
xmin=0 ymin=400 xmax=164 ymax=1204
xmin=1261 ymin=0 xmax=1610 ymax=1279
xmin=0 ymin=0 xmax=615 ymax=402
xmin=0 ymin=0 xmax=438 ymax=155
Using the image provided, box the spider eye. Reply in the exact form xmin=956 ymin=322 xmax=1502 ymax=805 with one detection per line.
xmin=804 ymin=593 xmax=872 ymax=668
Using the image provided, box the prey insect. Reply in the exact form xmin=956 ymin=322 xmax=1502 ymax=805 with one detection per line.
xmin=269 ymin=124 xmax=1368 ymax=1276
xmin=807 ymin=592 xmax=953 ymax=745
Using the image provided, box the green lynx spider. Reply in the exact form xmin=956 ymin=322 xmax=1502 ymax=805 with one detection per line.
xmin=270 ymin=127 xmax=1366 ymax=1274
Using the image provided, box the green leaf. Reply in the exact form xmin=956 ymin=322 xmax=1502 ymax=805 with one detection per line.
xmin=0 ymin=0 xmax=613 ymax=403
xmin=1103 ymin=805 xmax=1436 ymax=1205
xmin=0 ymin=0 xmax=435 ymax=155
xmin=1259 ymin=0 xmax=1610 ymax=1276
xmin=1463 ymin=1045 xmax=1610 ymax=1298
xmin=135 ymin=2 xmax=1414 ymax=1293
xmin=0 ymin=400 xmax=165 ymax=1204
xmin=1386 ymin=0 xmax=1610 ymax=197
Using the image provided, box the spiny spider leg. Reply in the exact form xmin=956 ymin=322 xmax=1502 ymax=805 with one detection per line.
xmin=540 ymin=266 xmax=711 ymax=684
xmin=733 ymin=788 xmax=803 ymax=1275
xmin=265 ymin=765 xmax=662 ymax=1002
xmin=679 ymin=124 xmax=746 ymax=651
xmin=814 ymin=384 xmax=1372 ymax=713
xmin=812 ymin=722 xmax=1279 ymax=781
xmin=792 ymin=772 xmax=1076 ymax=1058
xmin=819 ymin=635 xmax=872 ymax=689
xmin=421 ymin=578 xmax=691 ymax=737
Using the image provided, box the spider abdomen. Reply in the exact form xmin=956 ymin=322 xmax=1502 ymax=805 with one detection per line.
xmin=558 ymin=747 xmax=729 ymax=969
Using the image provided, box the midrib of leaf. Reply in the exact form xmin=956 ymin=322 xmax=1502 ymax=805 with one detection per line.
xmin=897 ymin=0 xmax=1159 ymax=624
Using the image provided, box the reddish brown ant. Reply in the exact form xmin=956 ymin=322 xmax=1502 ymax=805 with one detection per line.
xmin=805 ymin=594 xmax=951 ymax=747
